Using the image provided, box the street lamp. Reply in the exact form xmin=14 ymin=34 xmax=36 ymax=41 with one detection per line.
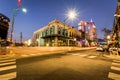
xmin=107 ymin=35 xmax=110 ymax=40
xmin=65 ymin=8 xmax=78 ymax=22
xmin=64 ymin=8 xmax=78 ymax=46
xmin=107 ymin=35 xmax=111 ymax=45
xmin=10 ymin=8 xmax=27 ymax=42
xmin=22 ymin=8 xmax=27 ymax=13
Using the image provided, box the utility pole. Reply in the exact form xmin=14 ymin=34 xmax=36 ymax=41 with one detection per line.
xmin=10 ymin=8 xmax=19 ymax=43
xmin=20 ymin=32 xmax=22 ymax=44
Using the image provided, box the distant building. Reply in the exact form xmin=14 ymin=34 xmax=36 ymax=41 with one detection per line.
xmin=0 ymin=13 xmax=10 ymax=40
xmin=77 ymin=19 xmax=98 ymax=46
xmin=87 ymin=20 xmax=97 ymax=42
xmin=32 ymin=19 xmax=82 ymax=47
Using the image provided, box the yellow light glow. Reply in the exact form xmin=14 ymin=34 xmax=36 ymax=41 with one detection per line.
xmin=22 ymin=8 xmax=27 ymax=13
xmin=65 ymin=8 xmax=79 ymax=23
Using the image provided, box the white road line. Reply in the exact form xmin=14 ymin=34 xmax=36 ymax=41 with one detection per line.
xmin=30 ymin=54 xmax=36 ymax=56
xmin=108 ymin=72 xmax=120 ymax=80
xmin=0 ymin=62 xmax=16 ymax=66
xmin=0 ymin=72 xmax=16 ymax=80
xmin=0 ymin=65 xmax=16 ymax=71
xmin=111 ymin=66 xmax=120 ymax=71
xmin=21 ymin=54 xmax=39 ymax=57
xmin=0 ymin=59 xmax=16 ymax=63
xmin=21 ymin=54 xmax=29 ymax=57
xmin=37 ymin=53 xmax=43 ymax=55
xmin=87 ymin=56 xmax=97 ymax=59
xmin=79 ymin=54 xmax=88 ymax=57
xmin=71 ymin=54 xmax=80 ymax=55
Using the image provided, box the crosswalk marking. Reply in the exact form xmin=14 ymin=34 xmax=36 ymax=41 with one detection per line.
xmin=0 ymin=58 xmax=16 ymax=80
xmin=108 ymin=72 xmax=120 ymax=80
xmin=0 ymin=64 xmax=16 ymax=72
xmin=87 ymin=56 xmax=97 ymax=59
xmin=112 ymin=63 xmax=120 ymax=66
xmin=0 ymin=59 xmax=16 ymax=63
xmin=0 ymin=62 xmax=16 ymax=66
xmin=0 ymin=72 xmax=16 ymax=80
xmin=113 ymin=60 xmax=120 ymax=63
xmin=108 ymin=60 xmax=120 ymax=80
xmin=111 ymin=66 xmax=120 ymax=71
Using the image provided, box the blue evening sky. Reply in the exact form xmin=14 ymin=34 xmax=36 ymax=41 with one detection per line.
xmin=0 ymin=0 xmax=117 ymax=42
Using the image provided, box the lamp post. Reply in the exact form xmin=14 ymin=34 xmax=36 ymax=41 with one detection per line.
xmin=10 ymin=8 xmax=27 ymax=43
xmin=107 ymin=35 xmax=111 ymax=45
xmin=64 ymin=9 xmax=78 ymax=46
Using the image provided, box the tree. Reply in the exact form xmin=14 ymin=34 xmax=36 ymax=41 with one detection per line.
xmin=102 ymin=28 xmax=112 ymax=40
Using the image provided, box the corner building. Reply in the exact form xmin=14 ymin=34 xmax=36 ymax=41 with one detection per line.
xmin=32 ymin=19 xmax=82 ymax=47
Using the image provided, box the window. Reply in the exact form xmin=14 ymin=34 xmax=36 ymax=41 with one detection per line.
xmin=42 ymin=31 xmax=45 ymax=36
xmin=46 ymin=29 xmax=49 ymax=35
xmin=50 ymin=26 xmax=55 ymax=34
xmin=58 ymin=27 xmax=61 ymax=34
xmin=50 ymin=27 xmax=52 ymax=35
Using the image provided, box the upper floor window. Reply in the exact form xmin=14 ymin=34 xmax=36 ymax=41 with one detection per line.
xmin=70 ymin=32 xmax=72 ymax=37
xmin=46 ymin=29 xmax=49 ymax=35
xmin=50 ymin=26 xmax=55 ymax=34
xmin=58 ymin=27 xmax=61 ymax=34
xmin=42 ymin=31 xmax=45 ymax=36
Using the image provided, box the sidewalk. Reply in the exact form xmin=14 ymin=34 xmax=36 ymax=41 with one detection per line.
xmin=0 ymin=47 xmax=95 ymax=56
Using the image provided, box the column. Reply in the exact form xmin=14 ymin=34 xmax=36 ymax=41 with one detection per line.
xmin=55 ymin=37 xmax=58 ymax=46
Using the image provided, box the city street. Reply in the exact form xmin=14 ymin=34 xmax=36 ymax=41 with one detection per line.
xmin=1 ymin=49 xmax=120 ymax=80
xmin=1 ymin=0 xmax=120 ymax=80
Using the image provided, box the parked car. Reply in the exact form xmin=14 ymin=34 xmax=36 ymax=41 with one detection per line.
xmin=96 ymin=45 xmax=104 ymax=51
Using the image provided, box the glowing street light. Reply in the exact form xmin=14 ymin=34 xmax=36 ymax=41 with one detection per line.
xmin=107 ymin=35 xmax=111 ymax=40
xmin=67 ymin=10 xmax=77 ymax=20
xmin=22 ymin=8 xmax=27 ymax=13
xmin=10 ymin=8 xmax=27 ymax=42
xmin=64 ymin=8 xmax=79 ymax=46
xmin=65 ymin=8 xmax=79 ymax=22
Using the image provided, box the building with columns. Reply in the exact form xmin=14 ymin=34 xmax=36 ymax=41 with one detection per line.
xmin=32 ymin=19 xmax=82 ymax=47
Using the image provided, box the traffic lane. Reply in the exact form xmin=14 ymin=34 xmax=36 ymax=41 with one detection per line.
xmin=15 ymin=50 xmax=112 ymax=80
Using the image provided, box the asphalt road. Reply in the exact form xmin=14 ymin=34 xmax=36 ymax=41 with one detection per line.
xmin=1 ymin=49 xmax=117 ymax=80
xmin=9 ymin=49 xmax=113 ymax=80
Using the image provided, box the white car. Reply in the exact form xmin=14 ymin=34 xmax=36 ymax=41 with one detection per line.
xmin=96 ymin=45 xmax=104 ymax=51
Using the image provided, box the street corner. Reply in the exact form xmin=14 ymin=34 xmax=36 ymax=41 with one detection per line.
xmin=105 ymin=55 xmax=120 ymax=60
xmin=0 ymin=49 xmax=15 ymax=55
xmin=7 ymin=49 xmax=15 ymax=55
